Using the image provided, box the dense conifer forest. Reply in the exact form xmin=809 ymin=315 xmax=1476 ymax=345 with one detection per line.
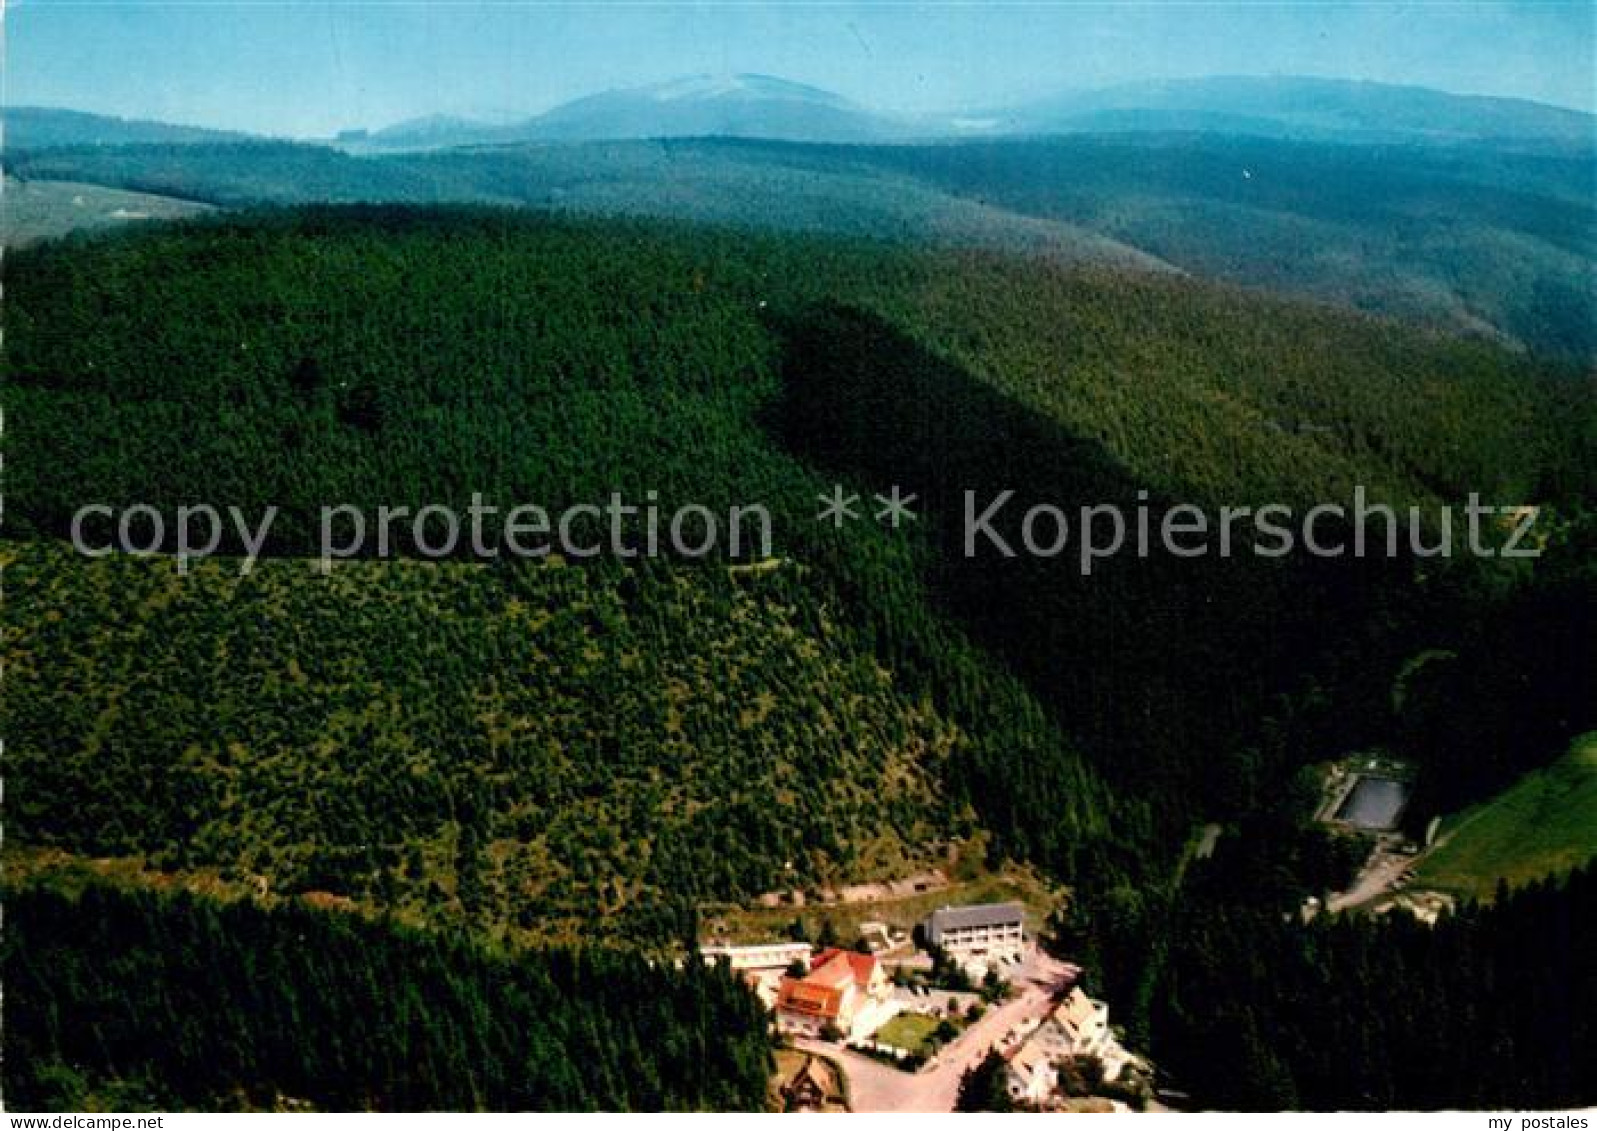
xmin=1115 ymin=866 xmax=1596 ymax=1110
xmin=11 ymin=130 xmax=1594 ymax=359
xmin=4 ymin=542 xmax=979 ymax=937
xmin=4 ymin=206 xmax=1594 ymax=1109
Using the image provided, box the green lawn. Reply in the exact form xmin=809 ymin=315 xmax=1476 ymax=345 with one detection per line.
xmin=1413 ymin=733 xmax=1597 ymax=901
xmin=4 ymin=178 xmax=212 ymax=245
xmin=873 ymin=1012 xmax=943 ymax=1056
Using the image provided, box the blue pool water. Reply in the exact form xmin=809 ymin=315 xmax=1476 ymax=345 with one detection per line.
xmin=1335 ymin=776 xmax=1410 ymax=830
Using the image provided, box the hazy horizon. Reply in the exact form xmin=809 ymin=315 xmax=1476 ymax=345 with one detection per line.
xmin=9 ymin=1 xmax=1595 ymax=138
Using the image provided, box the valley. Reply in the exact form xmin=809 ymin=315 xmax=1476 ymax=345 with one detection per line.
xmin=2 ymin=59 xmax=1594 ymax=1114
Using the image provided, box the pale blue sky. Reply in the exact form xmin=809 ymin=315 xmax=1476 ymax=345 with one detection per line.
xmin=9 ymin=1 xmax=1595 ymax=137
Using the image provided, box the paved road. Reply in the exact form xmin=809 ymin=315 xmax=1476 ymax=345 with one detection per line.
xmin=798 ymin=950 xmax=1073 ymax=1112
xmin=1328 ymin=848 xmax=1411 ymax=913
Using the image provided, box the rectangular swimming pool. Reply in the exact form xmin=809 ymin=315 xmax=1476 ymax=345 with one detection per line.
xmin=1334 ymin=775 xmax=1411 ymax=830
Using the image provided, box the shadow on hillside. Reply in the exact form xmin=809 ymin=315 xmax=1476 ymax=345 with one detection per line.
xmin=765 ymin=303 xmax=1413 ymax=817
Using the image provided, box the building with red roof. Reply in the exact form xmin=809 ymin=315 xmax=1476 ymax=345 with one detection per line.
xmin=775 ymin=946 xmax=893 ymax=1039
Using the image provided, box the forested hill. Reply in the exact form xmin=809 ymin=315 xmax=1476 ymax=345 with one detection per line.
xmin=4 ymin=208 xmax=1594 ymax=1110
xmin=6 ymin=207 xmax=1593 ymax=935
xmin=1 ymin=106 xmax=258 ymax=148
xmin=995 ymin=76 xmax=1597 ymax=147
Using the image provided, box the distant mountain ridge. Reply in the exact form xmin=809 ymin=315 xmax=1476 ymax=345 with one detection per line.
xmin=13 ymin=129 xmax=1594 ymax=358
xmin=9 ymin=76 xmax=1594 ymax=359
xmin=2 ymin=107 xmax=258 ymax=150
xmin=986 ymin=75 xmax=1597 ymax=146
xmin=11 ymin=75 xmax=1594 ymax=152
xmin=357 ymin=73 xmax=1595 ymax=150
xmin=361 ymin=73 xmax=907 ymax=150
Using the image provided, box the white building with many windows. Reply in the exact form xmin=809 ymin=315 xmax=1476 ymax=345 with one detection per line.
xmin=923 ymin=901 xmax=1026 ymax=967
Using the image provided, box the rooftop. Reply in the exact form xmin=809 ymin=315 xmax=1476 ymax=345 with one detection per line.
xmin=776 ymin=947 xmax=881 ymax=1021
xmin=809 ymin=947 xmax=880 ymax=986
xmin=1053 ymin=987 xmax=1108 ymax=1037
xmin=927 ymin=901 xmax=1026 ymax=934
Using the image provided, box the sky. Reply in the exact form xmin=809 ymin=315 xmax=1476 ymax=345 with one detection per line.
xmin=8 ymin=1 xmax=1595 ymax=137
